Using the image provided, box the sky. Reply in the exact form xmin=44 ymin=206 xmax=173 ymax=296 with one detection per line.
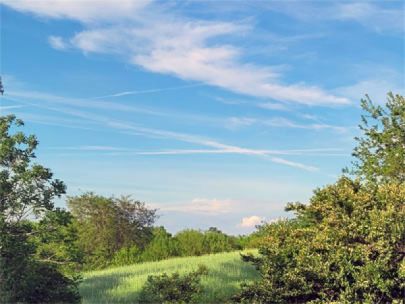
xmin=0 ymin=0 xmax=404 ymax=234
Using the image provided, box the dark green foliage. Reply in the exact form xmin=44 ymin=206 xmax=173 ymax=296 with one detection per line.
xmin=31 ymin=208 xmax=83 ymax=275
xmin=175 ymin=228 xmax=240 ymax=257
xmin=139 ymin=265 xmax=209 ymax=303
xmin=0 ymin=115 xmax=80 ymax=303
xmin=175 ymin=229 xmax=206 ymax=256
xmin=14 ymin=261 xmax=81 ymax=304
xmin=350 ymin=93 xmax=405 ymax=183
xmin=68 ymin=193 xmax=157 ymax=269
xmin=140 ymin=226 xmax=179 ymax=262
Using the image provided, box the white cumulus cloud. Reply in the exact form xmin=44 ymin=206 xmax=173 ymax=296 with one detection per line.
xmin=240 ymin=215 xmax=264 ymax=228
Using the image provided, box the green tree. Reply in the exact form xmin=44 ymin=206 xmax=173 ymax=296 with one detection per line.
xmin=0 ymin=115 xmax=80 ymax=303
xmin=68 ymin=193 xmax=157 ymax=269
xmin=235 ymin=93 xmax=405 ymax=303
xmin=175 ymin=229 xmax=206 ymax=256
xmin=350 ymin=93 xmax=405 ymax=183
xmin=140 ymin=226 xmax=179 ymax=262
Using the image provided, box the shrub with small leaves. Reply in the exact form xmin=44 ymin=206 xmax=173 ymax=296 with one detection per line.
xmin=138 ymin=265 xmax=208 ymax=303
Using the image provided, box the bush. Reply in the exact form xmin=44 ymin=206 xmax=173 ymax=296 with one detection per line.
xmin=140 ymin=227 xmax=179 ymax=262
xmin=233 ymin=178 xmax=405 ymax=303
xmin=111 ymin=245 xmax=142 ymax=266
xmin=138 ymin=265 xmax=209 ymax=303
xmin=17 ymin=262 xmax=81 ymax=304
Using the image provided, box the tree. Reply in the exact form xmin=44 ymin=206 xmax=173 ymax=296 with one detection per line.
xmin=234 ymin=93 xmax=405 ymax=303
xmin=68 ymin=193 xmax=157 ymax=269
xmin=235 ymin=178 xmax=405 ymax=303
xmin=0 ymin=115 xmax=80 ymax=303
xmin=350 ymin=93 xmax=405 ymax=183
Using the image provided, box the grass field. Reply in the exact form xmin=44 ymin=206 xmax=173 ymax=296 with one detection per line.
xmin=80 ymin=250 xmax=259 ymax=303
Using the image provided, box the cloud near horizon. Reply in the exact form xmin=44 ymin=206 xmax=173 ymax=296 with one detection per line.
xmin=240 ymin=215 xmax=264 ymax=228
xmin=2 ymin=0 xmax=350 ymax=107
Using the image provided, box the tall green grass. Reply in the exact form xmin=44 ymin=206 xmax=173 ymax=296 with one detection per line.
xmin=80 ymin=250 xmax=258 ymax=303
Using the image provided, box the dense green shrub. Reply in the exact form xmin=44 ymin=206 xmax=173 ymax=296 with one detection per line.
xmin=16 ymin=261 xmax=81 ymax=304
xmin=234 ymin=94 xmax=405 ymax=303
xmin=203 ymin=228 xmax=241 ymax=253
xmin=138 ymin=265 xmax=209 ymax=303
xmin=234 ymin=179 xmax=405 ymax=303
xmin=111 ymin=245 xmax=142 ymax=266
xmin=175 ymin=229 xmax=206 ymax=256
xmin=141 ymin=227 xmax=179 ymax=262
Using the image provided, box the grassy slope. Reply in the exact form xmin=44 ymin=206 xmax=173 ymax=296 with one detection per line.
xmin=80 ymin=250 xmax=259 ymax=303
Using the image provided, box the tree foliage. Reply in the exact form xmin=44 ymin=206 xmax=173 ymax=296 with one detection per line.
xmin=68 ymin=193 xmax=157 ymax=269
xmin=350 ymin=93 xmax=405 ymax=183
xmin=0 ymin=115 xmax=79 ymax=303
xmin=139 ymin=265 xmax=208 ymax=304
xmin=234 ymin=93 xmax=405 ymax=303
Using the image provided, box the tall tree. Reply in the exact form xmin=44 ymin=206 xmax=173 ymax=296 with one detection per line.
xmin=234 ymin=93 xmax=405 ymax=303
xmin=0 ymin=115 xmax=80 ymax=303
xmin=68 ymin=193 xmax=157 ymax=269
xmin=351 ymin=93 xmax=405 ymax=183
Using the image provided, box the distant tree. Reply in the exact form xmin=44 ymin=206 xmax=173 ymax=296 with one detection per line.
xmin=175 ymin=229 xmax=206 ymax=256
xmin=349 ymin=93 xmax=405 ymax=183
xmin=0 ymin=115 xmax=80 ymax=303
xmin=140 ymin=226 xmax=179 ymax=262
xmin=68 ymin=193 xmax=157 ymax=269
xmin=203 ymin=228 xmax=240 ymax=253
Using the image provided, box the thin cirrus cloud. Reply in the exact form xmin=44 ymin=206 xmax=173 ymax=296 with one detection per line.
xmin=4 ymin=91 xmax=320 ymax=172
xmin=159 ymin=198 xmax=234 ymax=215
xmin=2 ymin=0 xmax=350 ymax=107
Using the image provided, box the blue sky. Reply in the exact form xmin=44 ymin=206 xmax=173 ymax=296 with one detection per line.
xmin=1 ymin=0 xmax=404 ymax=234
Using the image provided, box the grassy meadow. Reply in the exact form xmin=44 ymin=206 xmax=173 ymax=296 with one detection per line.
xmin=80 ymin=250 xmax=259 ymax=303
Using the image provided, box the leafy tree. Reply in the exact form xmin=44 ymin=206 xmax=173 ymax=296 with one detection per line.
xmin=203 ymin=228 xmax=240 ymax=253
xmin=234 ymin=93 xmax=405 ymax=303
xmin=140 ymin=226 xmax=179 ymax=262
xmin=139 ymin=265 xmax=208 ymax=303
xmin=175 ymin=229 xmax=206 ymax=256
xmin=68 ymin=193 xmax=157 ymax=269
xmin=31 ymin=208 xmax=83 ymax=275
xmin=0 ymin=115 xmax=79 ymax=303
xmin=350 ymin=93 xmax=405 ymax=183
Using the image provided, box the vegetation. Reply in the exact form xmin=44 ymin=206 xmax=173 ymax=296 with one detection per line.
xmin=234 ymin=93 xmax=405 ymax=303
xmin=350 ymin=93 xmax=405 ymax=183
xmin=68 ymin=193 xmax=157 ymax=269
xmin=2 ymin=92 xmax=403 ymax=303
xmin=0 ymin=115 xmax=80 ymax=303
xmin=79 ymin=250 xmax=258 ymax=304
xmin=138 ymin=264 xmax=208 ymax=303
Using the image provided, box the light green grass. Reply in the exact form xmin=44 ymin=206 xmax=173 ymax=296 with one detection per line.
xmin=80 ymin=250 xmax=259 ymax=303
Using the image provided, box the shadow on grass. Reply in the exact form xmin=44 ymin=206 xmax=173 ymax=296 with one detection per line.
xmin=200 ymin=258 xmax=259 ymax=303
xmin=80 ymin=272 xmax=142 ymax=304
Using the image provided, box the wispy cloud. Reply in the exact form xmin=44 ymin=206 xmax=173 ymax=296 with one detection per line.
xmin=48 ymin=36 xmax=68 ymax=50
xmin=90 ymin=83 xmax=204 ymax=99
xmin=267 ymin=1 xmax=404 ymax=33
xmin=160 ymin=198 xmax=234 ymax=215
xmin=226 ymin=116 xmax=350 ymax=133
xmin=3 ymin=0 xmax=350 ymax=106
